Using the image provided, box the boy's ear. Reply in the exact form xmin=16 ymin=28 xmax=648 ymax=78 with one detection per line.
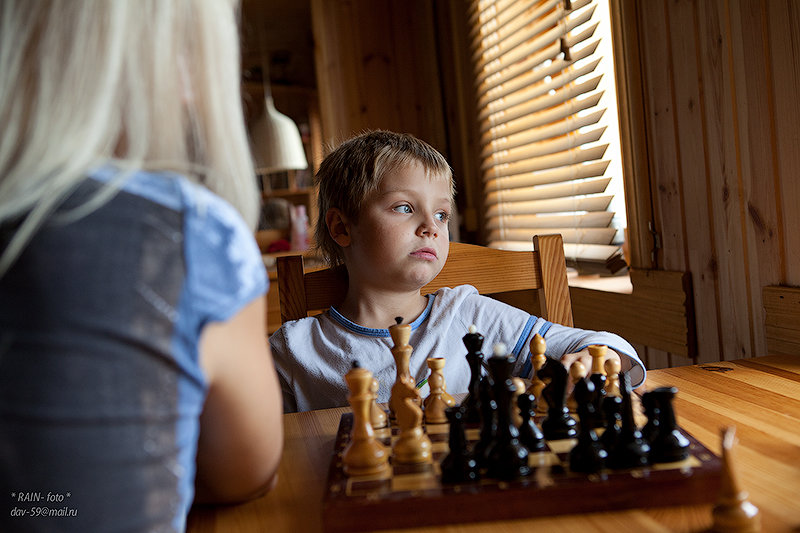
xmin=325 ymin=208 xmax=351 ymax=247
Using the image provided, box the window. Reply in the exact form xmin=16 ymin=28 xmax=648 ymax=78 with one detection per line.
xmin=470 ymin=0 xmax=627 ymax=274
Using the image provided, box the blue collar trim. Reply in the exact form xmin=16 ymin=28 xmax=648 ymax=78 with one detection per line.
xmin=328 ymin=293 xmax=436 ymax=337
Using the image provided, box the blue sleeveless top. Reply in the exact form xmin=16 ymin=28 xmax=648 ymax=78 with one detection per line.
xmin=0 ymin=168 xmax=267 ymax=532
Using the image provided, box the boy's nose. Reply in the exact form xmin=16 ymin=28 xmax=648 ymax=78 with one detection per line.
xmin=417 ymin=216 xmax=440 ymax=238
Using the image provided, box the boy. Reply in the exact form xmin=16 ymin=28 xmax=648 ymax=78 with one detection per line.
xmin=270 ymin=131 xmax=644 ymax=413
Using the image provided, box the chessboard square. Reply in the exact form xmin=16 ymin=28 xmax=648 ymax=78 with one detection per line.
xmin=528 ymin=451 xmax=561 ymax=468
xmin=393 ymin=462 xmax=435 ymax=476
xmin=391 ymin=471 xmax=438 ymax=493
xmin=427 ymin=432 xmax=449 ymax=445
xmin=344 ymin=466 xmax=393 ymax=483
xmin=346 ymin=477 xmax=391 ymax=497
xmin=424 ymin=422 xmax=450 ymax=435
xmin=546 ymin=438 xmax=578 ymax=454
xmin=431 ymin=441 xmax=449 ymax=455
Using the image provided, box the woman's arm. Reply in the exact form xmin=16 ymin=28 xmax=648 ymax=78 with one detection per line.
xmin=194 ymin=295 xmax=283 ymax=503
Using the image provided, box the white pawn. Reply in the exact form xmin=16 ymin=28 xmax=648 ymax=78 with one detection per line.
xmin=567 ymin=360 xmax=586 ymax=413
xmin=423 ymin=357 xmax=455 ymax=424
xmin=511 ymin=377 xmax=526 ymax=428
xmin=370 ymin=377 xmax=388 ymax=429
xmin=604 ymin=357 xmax=621 ymax=397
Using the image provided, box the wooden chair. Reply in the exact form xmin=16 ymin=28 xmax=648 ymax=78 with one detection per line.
xmin=276 ymin=234 xmax=574 ymax=327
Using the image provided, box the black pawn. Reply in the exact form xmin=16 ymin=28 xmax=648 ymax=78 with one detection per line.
xmin=600 ymin=395 xmax=623 ymax=451
xmin=486 ymin=352 xmax=530 ymax=480
xmin=606 ymin=371 xmax=650 ymax=469
xmin=539 ymin=358 xmax=578 ymax=440
xmin=647 ymin=387 xmax=690 ymax=463
xmin=441 ymin=406 xmax=480 ymax=484
xmin=517 ymin=393 xmax=545 ymax=452
xmin=569 ymin=378 xmax=607 ymax=473
xmin=461 ymin=328 xmax=485 ymax=425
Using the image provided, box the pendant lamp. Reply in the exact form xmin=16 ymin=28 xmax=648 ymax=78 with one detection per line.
xmin=250 ymin=93 xmax=308 ymax=174
xmin=249 ymin=35 xmax=308 ymax=175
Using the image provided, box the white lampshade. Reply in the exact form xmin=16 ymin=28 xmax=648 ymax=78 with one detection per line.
xmin=250 ymin=95 xmax=308 ymax=174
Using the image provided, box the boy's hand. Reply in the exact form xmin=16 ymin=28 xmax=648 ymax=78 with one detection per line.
xmin=560 ymin=348 xmax=624 ymax=375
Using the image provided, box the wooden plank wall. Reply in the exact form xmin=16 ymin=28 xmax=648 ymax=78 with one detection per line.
xmin=633 ymin=0 xmax=800 ymax=366
xmin=310 ymin=0 xmax=448 ymax=156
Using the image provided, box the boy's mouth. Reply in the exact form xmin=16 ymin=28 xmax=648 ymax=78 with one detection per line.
xmin=410 ymin=247 xmax=438 ymax=261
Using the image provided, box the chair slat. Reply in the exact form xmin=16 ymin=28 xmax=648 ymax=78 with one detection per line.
xmin=534 ymin=234 xmax=574 ymax=327
xmin=276 ymin=235 xmax=573 ymax=326
xmin=277 ymin=255 xmax=309 ymax=323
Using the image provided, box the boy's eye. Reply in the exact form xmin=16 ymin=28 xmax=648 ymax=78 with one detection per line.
xmin=435 ymin=211 xmax=450 ymax=222
xmin=393 ymin=204 xmax=412 ymax=214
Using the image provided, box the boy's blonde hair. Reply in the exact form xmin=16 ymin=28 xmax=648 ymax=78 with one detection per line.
xmin=0 ymin=0 xmax=257 ymax=276
xmin=314 ymin=131 xmax=454 ymax=266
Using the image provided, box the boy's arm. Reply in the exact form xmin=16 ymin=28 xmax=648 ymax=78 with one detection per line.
xmin=195 ymin=295 xmax=284 ymax=503
xmin=560 ymin=348 xmax=622 ymax=375
xmin=536 ymin=322 xmax=646 ymax=387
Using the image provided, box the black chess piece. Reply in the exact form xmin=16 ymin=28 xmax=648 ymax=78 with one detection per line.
xmin=606 ymin=371 xmax=650 ymax=469
xmin=589 ymin=372 xmax=607 ymax=428
xmin=441 ymin=406 xmax=480 ymax=484
xmin=641 ymin=389 xmax=660 ymax=443
xmin=461 ymin=327 xmax=485 ymax=426
xmin=569 ymin=378 xmax=607 ymax=473
xmin=485 ymin=351 xmax=530 ymax=480
xmin=471 ymin=372 xmax=496 ymax=468
xmin=600 ymin=395 xmax=623 ymax=451
xmin=538 ymin=358 xmax=578 ymax=440
xmin=647 ymin=387 xmax=690 ymax=463
xmin=517 ymin=393 xmax=545 ymax=452
xmin=576 ymin=376 xmax=603 ymax=431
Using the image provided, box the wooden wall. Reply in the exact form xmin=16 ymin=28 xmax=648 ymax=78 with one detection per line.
xmin=310 ymin=0 xmax=448 ymax=155
xmin=309 ymin=0 xmax=800 ymax=367
xmin=630 ymin=0 xmax=800 ymax=367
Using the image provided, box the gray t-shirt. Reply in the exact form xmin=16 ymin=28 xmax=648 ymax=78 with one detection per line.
xmin=270 ymin=284 xmax=644 ymax=413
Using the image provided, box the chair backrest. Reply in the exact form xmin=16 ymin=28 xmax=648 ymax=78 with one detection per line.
xmin=276 ymin=234 xmax=573 ymax=327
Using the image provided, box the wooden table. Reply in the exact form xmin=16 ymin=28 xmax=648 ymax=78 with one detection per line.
xmin=187 ymin=355 xmax=800 ymax=532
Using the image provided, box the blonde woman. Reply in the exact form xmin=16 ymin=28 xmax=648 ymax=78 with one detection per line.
xmin=0 ymin=1 xmax=283 ymax=531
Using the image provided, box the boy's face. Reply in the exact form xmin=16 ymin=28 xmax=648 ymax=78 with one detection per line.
xmin=340 ymin=161 xmax=452 ymax=292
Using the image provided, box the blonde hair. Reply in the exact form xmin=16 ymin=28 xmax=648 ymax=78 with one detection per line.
xmin=0 ymin=0 xmax=258 ymax=275
xmin=314 ymin=130 xmax=454 ymax=266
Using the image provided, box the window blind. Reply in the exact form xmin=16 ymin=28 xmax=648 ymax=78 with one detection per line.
xmin=470 ymin=0 xmax=627 ymax=274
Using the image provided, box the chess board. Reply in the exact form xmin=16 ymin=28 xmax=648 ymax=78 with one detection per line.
xmin=322 ymin=411 xmax=722 ymax=532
